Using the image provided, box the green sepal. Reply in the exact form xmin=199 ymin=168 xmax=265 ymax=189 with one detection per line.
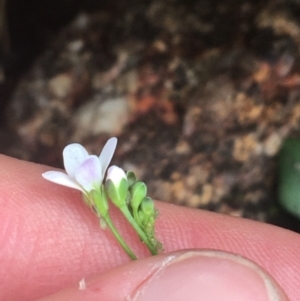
xmin=105 ymin=177 xmax=128 ymax=208
xmin=82 ymin=193 xmax=93 ymax=208
xmin=91 ymin=187 xmax=109 ymax=217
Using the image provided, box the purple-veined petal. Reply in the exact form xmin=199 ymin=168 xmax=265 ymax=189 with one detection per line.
xmin=75 ymin=155 xmax=102 ymax=192
xmin=99 ymin=137 xmax=117 ymax=177
xmin=63 ymin=143 xmax=89 ymax=178
xmin=42 ymin=171 xmax=83 ymax=191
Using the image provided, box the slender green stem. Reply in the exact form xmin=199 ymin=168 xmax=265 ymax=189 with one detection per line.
xmin=102 ymin=214 xmax=138 ymax=260
xmin=120 ymin=206 xmax=158 ymax=255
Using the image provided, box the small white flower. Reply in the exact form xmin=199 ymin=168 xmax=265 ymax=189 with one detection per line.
xmin=105 ymin=165 xmax=128 ymax=206
xmin=42 ymin=137 xmax=117 ymax=194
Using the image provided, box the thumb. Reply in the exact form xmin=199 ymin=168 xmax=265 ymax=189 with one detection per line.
xmin=37 ymin=250 xmax=288 ymax=301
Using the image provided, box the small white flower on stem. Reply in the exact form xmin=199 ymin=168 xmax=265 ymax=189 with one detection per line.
xmin=105 ymin=165 xmax=128 ymax=207
xmin=42 ymin=137 xmax=117 ymax=195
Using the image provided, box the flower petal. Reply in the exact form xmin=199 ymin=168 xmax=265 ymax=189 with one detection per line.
xmin=106 ymin=165 xmax=127 ymax=183
xmin=42 ymin=171 xmax=83 ymax=191
xmin=99 ymin=137 xmax=117 ymax=177
xmin=75 ymin=155 xmax=102 ymax=192
xmin=63 ymin=143 xmax=89 ymax=178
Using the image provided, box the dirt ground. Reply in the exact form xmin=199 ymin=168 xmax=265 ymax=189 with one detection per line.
xmin=2 ymin=0 xmax=300 ymax=231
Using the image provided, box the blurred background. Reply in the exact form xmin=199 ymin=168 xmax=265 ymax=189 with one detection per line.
xmin=2 ymin=0 xmax=300 ymax=232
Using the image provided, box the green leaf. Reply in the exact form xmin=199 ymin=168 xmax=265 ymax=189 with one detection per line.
xmin=278 ymin=138 xmax=300 ymax=219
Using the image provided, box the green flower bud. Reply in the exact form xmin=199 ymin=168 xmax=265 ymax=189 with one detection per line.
xmin=141 ymin=197 xmax=155 ymax=216
xmin=126 ymin=171 xmax=137 ymax=187
xmin=145 ymin=216 xmax=155 ymax=235
xmin=130 ymin=181 xmax=147 ymax=209
xmin=138 ymin=210 xmax=145 ymax=224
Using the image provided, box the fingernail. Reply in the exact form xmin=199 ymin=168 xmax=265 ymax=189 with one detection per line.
xmin=132 ymin=250 xmax=288 ymax=301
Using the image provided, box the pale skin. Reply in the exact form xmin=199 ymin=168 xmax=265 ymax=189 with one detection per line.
xmin=0 ymin=155 xmax=300 ymax=300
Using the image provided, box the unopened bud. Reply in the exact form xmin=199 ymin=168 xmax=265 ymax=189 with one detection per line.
xmin=130 ymin=181 xmax=147 ymax=209
xmin=141 ymin=197 xmax=155 ymax=216
xmin=126 ymin=171 xmax=137 ymax=187
xmin=105 ymin=165 xmax=128 ymax=207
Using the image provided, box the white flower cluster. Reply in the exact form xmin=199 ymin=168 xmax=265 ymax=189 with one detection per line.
xmin=42 ymin=137 xmax=161 ymax=259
